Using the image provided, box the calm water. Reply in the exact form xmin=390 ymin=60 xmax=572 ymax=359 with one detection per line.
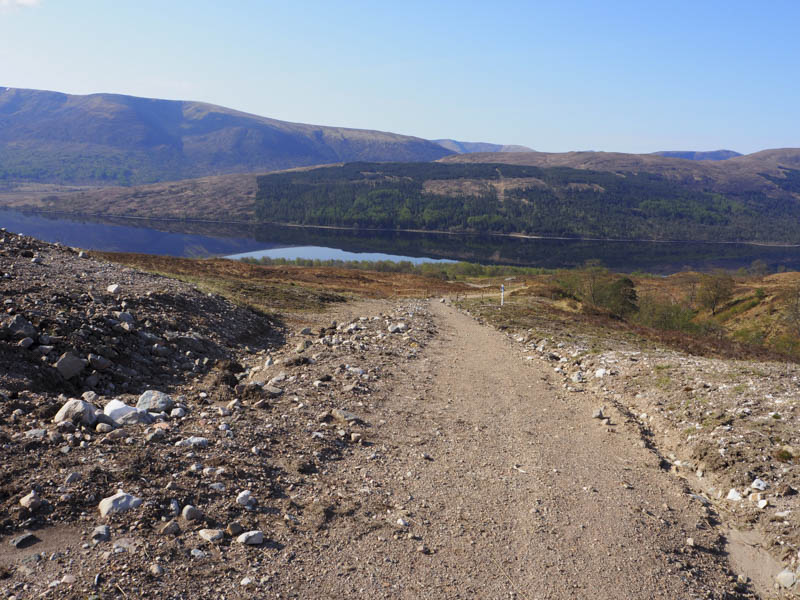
xmin=4 ymin=208 xmax=800 ymax=273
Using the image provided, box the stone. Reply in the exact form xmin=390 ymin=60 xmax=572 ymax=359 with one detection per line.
xmin=54 ymin=398 xmax=97 ymax=426
xmin=592 ymin=408 xmax=604 ymax=419
xmin=24 ymin=428 xmax=46 ymax=440
xmin=91 ymin=525 xmax=110 ymax=543
xmin=776 ymin=569 xmax=797 ymax=589
xmin=300 ymin=327 xmax=312 ymax=335
xmin=96 ymin=423 xmax=113 ymax=434
xmin=20 ymin=490 xmax=42 ymax=510
xmin=226 ymin=522 xmax=244 ymax=536
xmin=159 ymin=520 xmax=181 ymax=536
xmin=98 ymin=491 xmax=142 ymax=517
xmin=176 ymin=436 xmax=208 ymax=448
xmin=198 ymin=529 xmax=225 ymax=543
xmin=236 ymin=490 xmax=254 ymax=507
xmin=726 ymin=489 xmax=743 ymax=502
xmin=106 ymin=284 xmax=120 ymax=294
xmin=150 ymin=564 xmax=164 ymax=576
xmin=190 ymin=548 xmax=206 ymax=558
xmin=388 ymin=323 xmax=407 ymax=333
xmin=103 ymin=399 xmax=137 ymax=423
xmin=236 ymin=530 xmax=263 ymax=545
xmin=170 ymin=407 xmax=186 ymax=418
xmin=6 ymin=315 xmax=37 ymax=339
xmin=751 ymin=478 xmax=768 ymax=491
xmin=88 ymin=354 xmax=111 ymax=370
xmin=17 ymin=337 xmax=34 ymax=349
xmin=332 ymin=408 xmax=360 ymax=424
xmin=55 ymin=352 xmax=87 ymax=380
xmin=264 ymin=385 xmax=283 ymax=398
xmin=571 ymin=371 xmax=584 ymax=384
xmin=137 ymin=390 xmax=174 ymax=413
xmin=595 ymin=368 xmax=608 ymax=378
xmin=65 ymin=472 xmax=82 ymax=484
xmin=10 ymin=533 xmax=38 ymax=549
xmin=182 ymin=505 xmax=204 ymax=522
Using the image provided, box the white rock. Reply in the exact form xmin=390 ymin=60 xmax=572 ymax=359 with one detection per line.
xmin=237 ymin=530 xmax=263 ymax=545
xmin=137 ymin=390 xmax=174 ymax=413
xmin=751 ymin=478 xmax=768 ymax=491
xmin=198 ymin=529 xmax=225 ymax=542
xmin=170 ymin=407 xmax=186 ymax=418
xmin=104 ymin=399 xmax=137 ymax=422
xmin=20 ymin=490 xmax=42 ymax=510
xmin=594 ymin=368 xmax=608 ymax=378
xmin=726 ymin=489 xmax=743 ymax=501
xmin=757 ymin=499 xmax=769 ymax=509
xmin=236 ymin=490 xmax=254 ymax=507
xmin=98 ymin=491 xmax=142 ymax=517
xmin=107 ymin=284 xmax=120 ymax=294
xmin=776 ymin=569 xmax=797 ymax=589
xmin=54 ymin=399 xmax=97 ymax=426
xmin=176 ymin=436 xmax=208 ymax=448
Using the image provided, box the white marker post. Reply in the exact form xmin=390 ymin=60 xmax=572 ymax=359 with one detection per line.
xmin=501 ymin=284 xmax=505 ymax=307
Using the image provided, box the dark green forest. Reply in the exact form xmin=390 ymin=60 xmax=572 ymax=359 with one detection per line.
xmin=255 ymin=162 xmax=800 ymax=242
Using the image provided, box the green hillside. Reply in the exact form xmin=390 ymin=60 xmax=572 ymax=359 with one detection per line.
xmin=255 ymin=162 xmax=800 ymax=242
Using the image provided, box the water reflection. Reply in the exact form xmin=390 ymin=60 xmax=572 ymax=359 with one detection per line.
xmin=3 ymin=208 xmax=800 ymax=274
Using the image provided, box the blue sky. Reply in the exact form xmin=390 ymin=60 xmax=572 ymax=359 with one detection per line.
xmin=1 ymin=0 xmax=798 ymax=154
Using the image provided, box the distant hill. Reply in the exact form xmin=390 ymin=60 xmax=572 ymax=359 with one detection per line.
xmin=653 ymin=150 xmax=742 ymax=161
xmin=251 ymin=160 xmax=800 ymax=243
xmin=439 ymin=148 xmax=800 ymax=199
xmin=0 ymin=86 xmax=452 ymax=185
xmin=433 ymin=139 xmax=534 ymax=154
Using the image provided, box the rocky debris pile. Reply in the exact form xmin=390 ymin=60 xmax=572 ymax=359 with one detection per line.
xmin=0 ymin=229 xmax=274 ymax=397
xmin=0 ymin=235 xmax=436 ymax=599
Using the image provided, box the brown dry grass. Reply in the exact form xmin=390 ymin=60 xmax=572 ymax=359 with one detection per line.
xmin=96 ymin=252 xmax=469 ymax=314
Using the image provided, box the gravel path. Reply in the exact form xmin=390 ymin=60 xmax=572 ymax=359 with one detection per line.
xmin=344 ymin=300 xmax=748 ymax=599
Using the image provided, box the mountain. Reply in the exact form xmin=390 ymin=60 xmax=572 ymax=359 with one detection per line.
xmin=433 ymin=139 xmax=534 ymax=154
xmin=0 ymin=86 xmax=452 ymax=185
xmin=652 ymin=150 xmax=742 ymax=161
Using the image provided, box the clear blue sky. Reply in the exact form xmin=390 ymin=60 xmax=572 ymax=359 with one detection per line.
xmin=2 ymin=0 xmax=798 ymax=154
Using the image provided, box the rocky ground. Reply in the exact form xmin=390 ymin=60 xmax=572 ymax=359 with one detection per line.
xmin=2 ymin=228 xmax=798 ymax=598
xmin=0 ymin=230 xmax=437 ymax=598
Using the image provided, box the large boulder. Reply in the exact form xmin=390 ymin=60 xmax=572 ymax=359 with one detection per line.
xmin=98 ymin=491 xmax=142 ymax=517
xmin=137 ymin=390 xmax=174 ymax=413
xmin=53 ymin=399 xmax=97 ymax=426
xmin=55 ymin=352 xmax=87 ymax=379
xmin=104 ymin=400 xmax=153 ymax=425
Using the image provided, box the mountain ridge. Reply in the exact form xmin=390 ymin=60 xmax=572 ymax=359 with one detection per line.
xmin=0 ymin=86 xmax=453 ymax=184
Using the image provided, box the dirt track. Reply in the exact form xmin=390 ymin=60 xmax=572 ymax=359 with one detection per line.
xmin=301 ymin=300 xmax=748 ymax=599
